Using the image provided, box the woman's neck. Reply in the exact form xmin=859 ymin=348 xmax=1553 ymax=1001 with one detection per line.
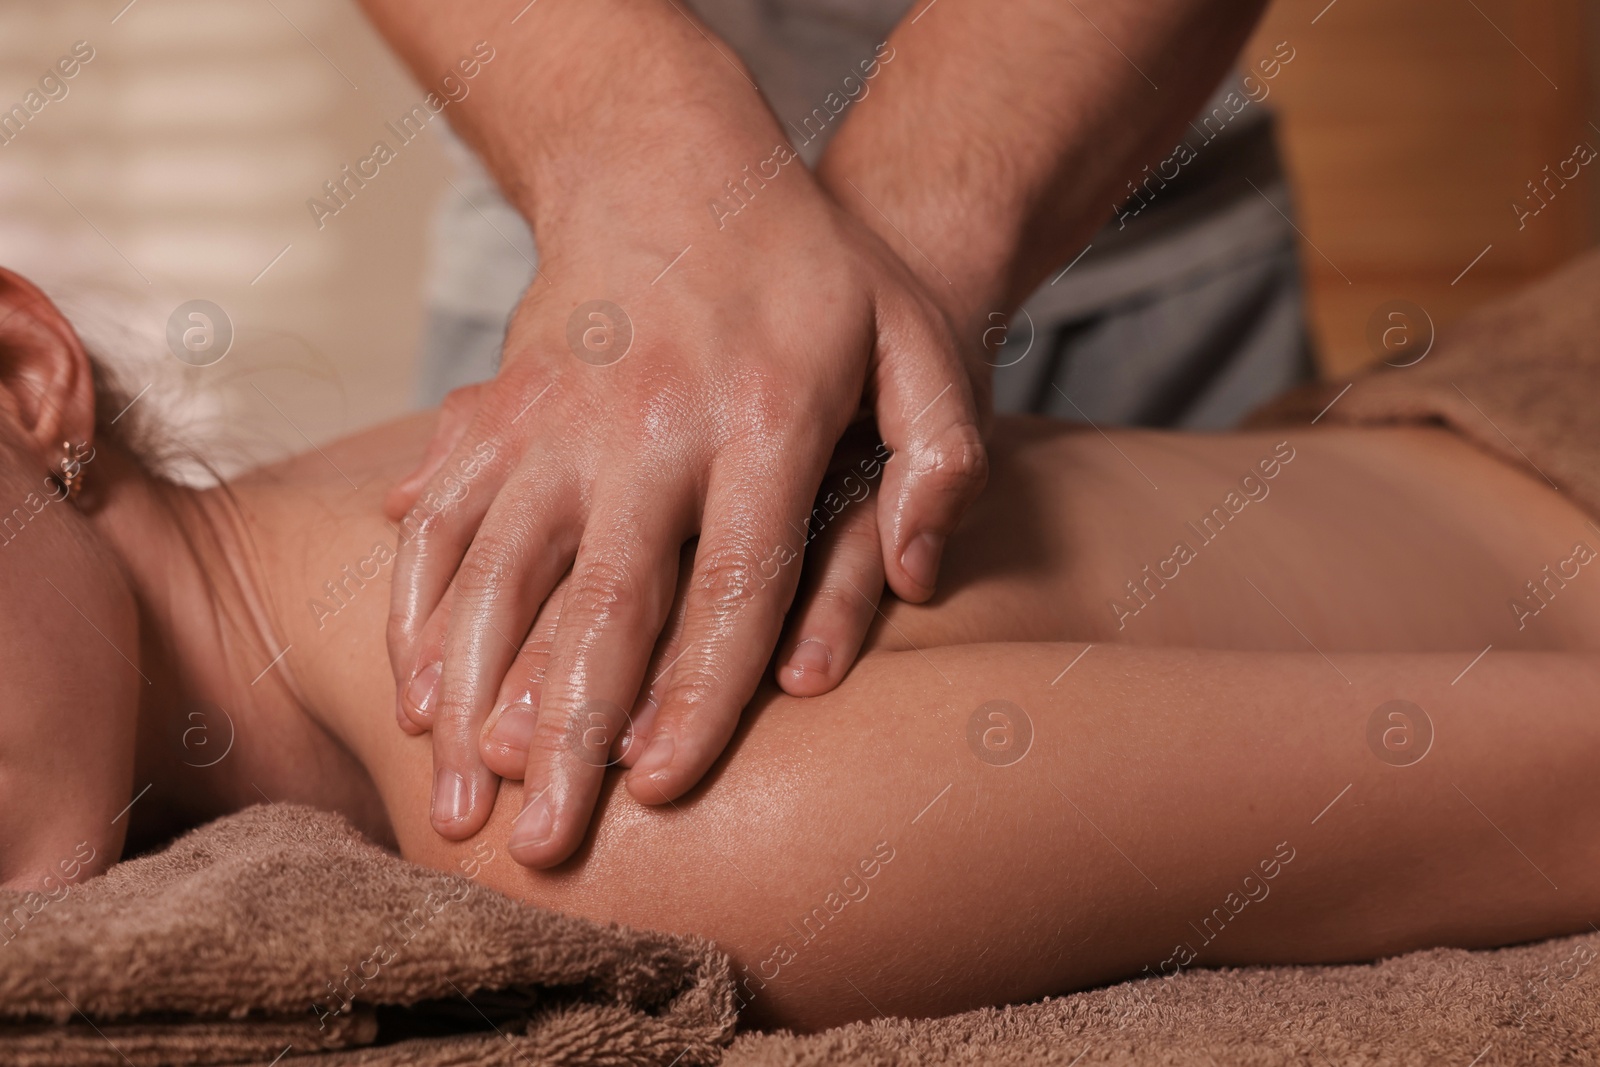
xmin=89 ymin=426 xmax=413 ymax=853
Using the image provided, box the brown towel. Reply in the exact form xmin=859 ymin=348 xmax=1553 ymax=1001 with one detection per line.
xmin=726 ymin=934 xmax=1600 ymax=1065
xmin=5 ymin=805 xmax=1597 ymax=1066
xmin=1250 ymin=248 xmax=1600 ymax=523
xmin=0 ymin=804 xmax=736 ymax=1066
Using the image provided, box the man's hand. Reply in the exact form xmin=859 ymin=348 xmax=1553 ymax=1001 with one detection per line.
xmin=466 ymin=423 xmax=897 ymax=789
xmin=382 ymin=119 xmax=985 ymax=868
xmin=360 ymin=0 xmax=1267 ymax=870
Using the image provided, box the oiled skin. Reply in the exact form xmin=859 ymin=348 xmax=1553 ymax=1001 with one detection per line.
xmin=208 ymin=414 xmax=1600 ymax=1030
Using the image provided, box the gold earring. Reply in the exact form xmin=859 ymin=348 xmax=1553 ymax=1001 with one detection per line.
xmin=56 ymin=441 xmax=85 ymax=500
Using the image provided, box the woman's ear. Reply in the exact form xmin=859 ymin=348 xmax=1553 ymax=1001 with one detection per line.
xmin=0 ymin=268 xmax=97 ymax=469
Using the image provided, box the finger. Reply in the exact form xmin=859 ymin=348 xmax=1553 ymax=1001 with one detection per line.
xmin=483 ymin=572 xmax=687 ymax=776
xmin=506 ymin=480 xmax=694 ymax=868
xmin=623 ymin=464 xmax=822 ymax=809
xmin=871 ymin=294 xmax=990 ymax=603
xmin=617 ymin=548 xmax=698 ymax=769
xmin=386 ymin=412 xmax=512 ymax=702
xmin=396 ymin=585 xmax=453 ymax=735
xmin=428 ymin=465 xmax=580 ymax=841
xmin=479 ymin=574 xmax=569 ymax=779
xmin=383 ymin=382 xmax=485 ymax=522
xmin=476 ymin=561 xmax=687 ymax=775
xmin=775 ymin=480 xmax=884 ymax=697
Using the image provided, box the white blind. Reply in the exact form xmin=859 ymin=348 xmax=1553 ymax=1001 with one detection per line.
xmin=0 ymin=0 xmax=445 ymax=477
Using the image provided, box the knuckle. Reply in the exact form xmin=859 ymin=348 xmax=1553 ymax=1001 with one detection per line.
xmin=524 ymin=705 xmax=611 ymax=769
xmin=657 ymin=670 xmax=743 ymax=749
xmin=726 ymin=370 xmax=796 ymax=443
xmin=917 ymin=424 xmax=990 ymax=494
xmin=405 ymin=504 xmax=460 ymax=549
xmin=386 ymin=602 xmax=431 ymax=660
xmin=658 ymin=663 xmax=722 ymax=714
xmin=511 ymin=640 xmax=554 ymax=687
xmin=520 ymin=626 xmax=557 ymax=660
xmin=384 ymin=598 xmax=410 ymax=637
xmin=455 ymin=537 xmax=523 ymax=602
xmin=807 ymin=583 xmax=869 ymax=621
xmin=634 ymin=371 xmax=697 ymax=436
xmin=432 ymin=696 xmax=480 ymax=739
xmin=693 ymin=546 xmax=764 ymax=620
xmin=513 ymin=657 xmax=549 ymax=691
xmin=836 ymin=507 xmax=883 ymax=549
xmin=564 ymin=557 xmax=639 ymax=623
xmin=524 ymin=720 xmax=575 ymax=764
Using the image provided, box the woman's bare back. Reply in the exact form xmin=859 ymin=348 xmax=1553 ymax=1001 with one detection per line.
xmin=222 ymin=412 xmax=1600 ymax=1028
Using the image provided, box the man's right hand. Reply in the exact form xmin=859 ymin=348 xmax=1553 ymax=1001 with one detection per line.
xmin=366 ymin=0 xmax=989 ymax=868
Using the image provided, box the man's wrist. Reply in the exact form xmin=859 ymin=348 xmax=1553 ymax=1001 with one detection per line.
xmin=361 ymin=0 xmax=787 ymax=235
xmin=815 ymin=144 xmax=1025 ymax=358
xmin=524 ymin=96 xmax=801 ymax=242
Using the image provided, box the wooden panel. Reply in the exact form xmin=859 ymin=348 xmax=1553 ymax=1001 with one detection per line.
xmin=1245 ymin=0 xmax=1595 ymax=374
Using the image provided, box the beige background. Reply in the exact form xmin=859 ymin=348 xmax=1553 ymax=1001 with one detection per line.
xmin=0 ymin=0 xmax=445 ymax=476
xmin=0 ymin=0 xmax=1596 ymax=470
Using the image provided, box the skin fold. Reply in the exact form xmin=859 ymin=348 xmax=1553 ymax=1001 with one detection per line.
xmin=3 ymin=269 xmax=1598 ymax=1033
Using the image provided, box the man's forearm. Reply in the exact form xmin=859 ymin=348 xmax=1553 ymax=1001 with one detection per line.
xmin=356 ymin=0 xmax=785 ymax=236
xmin=817 ymin=0 xmax=1269 ymax=342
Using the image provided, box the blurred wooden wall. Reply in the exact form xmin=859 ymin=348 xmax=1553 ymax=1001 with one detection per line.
xmin=1246 ymin=0 xmax=1597 ymax=375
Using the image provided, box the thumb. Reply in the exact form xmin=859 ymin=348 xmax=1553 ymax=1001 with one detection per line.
xmin=383 ymin=382 xmax=485 ymax=521
xmin=870 ymin=296 xmax=989 ymax=604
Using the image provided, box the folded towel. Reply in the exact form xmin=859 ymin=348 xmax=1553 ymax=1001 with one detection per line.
xmin=0 ymin=804 xmax=736 ymax=1066
xmin=1250 ymin=248 xmax=1600 ymax=522
xmin=5 ymin=804 xmax=1596 ymax=1065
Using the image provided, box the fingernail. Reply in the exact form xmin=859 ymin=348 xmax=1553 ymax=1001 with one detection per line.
xmin=900 ymin=531 xmax=946 ymax=592
xmin=485 ymin=701 xmax=537 ymax=754
xmin=431 ymin=768 xmax=470 ymax=826
xmin=509 ymin=794 xmax=554 ymax=850
xmin=786 ymin=638 xmax=832 ymax=679
xmin=631 ymin=731 xmax=674 ymax=780
xmin=407 ymin=661 xmax=441 ymax=716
